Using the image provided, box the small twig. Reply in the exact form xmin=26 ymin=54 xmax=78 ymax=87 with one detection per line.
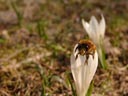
xmin=0 ymin=89 xmax=11 ymax=96
xmin=1 ymin=52 xmax=51 ymax=72
xmin=0 ymin=44 xmax=44 ymax=63
xmin=0 ymin=47 xmax=30 ymax=62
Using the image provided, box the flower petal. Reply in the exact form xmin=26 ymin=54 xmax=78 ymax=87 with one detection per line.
xmin=87 ymin=51 xmax=98 ymax=83
xmin=89 ymin=16 xmax=99 ymax=34
xmin=70 ymin=54 xmax=83 ymax=95
xmin=70 ymin=54 xmax=77 ymax=81
xmin=82 ymin=19 xmax=94 ymax=41
xmin=71 ymin=41 xmax=98 ymax=96
xmin=83 ymin=51 xmax=98 ymax=95
xmin=99 ymin=15 xmax=106 ymax=39
xmin=89 ymin=16 xmax=99 ymax=43
xmin=82 ymin=19 xmax=90 ymax=35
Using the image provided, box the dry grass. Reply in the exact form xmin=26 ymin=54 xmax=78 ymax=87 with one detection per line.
xmin=0 ymin=0 xmax=128 ymax=96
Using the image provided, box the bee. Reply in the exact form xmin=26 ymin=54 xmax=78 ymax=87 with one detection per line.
xmin=74 ymin=39 xmax=96 ymax=64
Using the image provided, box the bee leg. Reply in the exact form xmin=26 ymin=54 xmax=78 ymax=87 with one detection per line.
xmin=84 ymin=55 xmax=89 ymax=65
xmin=75 ymin=46 xmax=78 ymax=52
xmin=84 ymin=59 xmax=88 ymax=65
xmin=92 ymin=50 xmax=95 ymax=59
xmin=92 ymin=54 xmax=94 ymax=59
xmin=75 ymin=54 xmax=79 ymax=60
xmin=90 ymin=51 xmax=95 ymax=59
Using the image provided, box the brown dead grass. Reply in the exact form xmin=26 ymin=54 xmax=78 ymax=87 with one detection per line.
xmin=0 ymin=0 xmax=128 ymax=96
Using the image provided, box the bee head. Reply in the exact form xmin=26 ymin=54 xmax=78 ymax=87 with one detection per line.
xmin=75 ymin=39 xmax=96 ymax=55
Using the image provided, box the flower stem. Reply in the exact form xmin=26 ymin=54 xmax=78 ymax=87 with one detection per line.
xmin=86 ymin=81 xmax=94 ymax=96
xmin=98 ymin=44 xmax=107 ymax=70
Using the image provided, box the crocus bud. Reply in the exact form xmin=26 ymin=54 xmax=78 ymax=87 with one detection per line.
xmin=82 ymin=15 xmax=107 ymax=69
xmin=70 ymin=39 xmax=98 ymax=96
xmin=82 ymin=15 xmax=105 ymax=46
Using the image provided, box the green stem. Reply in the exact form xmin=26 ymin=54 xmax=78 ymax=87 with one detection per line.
xmin=98 ymin=40 xmax=107 ymax=69
xmin=86 ymin=81 xmax=94 ymax=96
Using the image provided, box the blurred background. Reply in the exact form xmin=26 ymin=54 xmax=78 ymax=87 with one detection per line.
xmin=0 ymin=0 xmax=128 ymax=96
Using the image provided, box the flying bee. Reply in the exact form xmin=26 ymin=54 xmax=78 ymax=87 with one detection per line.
xmin=74 ymin=39 xmax=96 ymax=64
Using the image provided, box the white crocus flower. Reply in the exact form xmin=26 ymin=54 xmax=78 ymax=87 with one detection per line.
xmin=82 ymin=15 xmax=107 ymax=69
xmin=70 ymin=39 xmax=98 ymax=96
xmin=82 ymin=15 xmax=105 ymax=46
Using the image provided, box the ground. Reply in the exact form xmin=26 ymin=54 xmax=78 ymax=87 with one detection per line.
xmin=0 ymin=0 xmax=128 ymax=96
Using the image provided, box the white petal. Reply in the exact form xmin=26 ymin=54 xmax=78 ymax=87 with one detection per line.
xmin=89 ymin=16 xmax=99 ymax=34
xmin=70 ymin=54 xmax=77 ymax=81
xmin=71 ymin=44 xmax=98 ymax=96
xmin=83 ymin=51 xmax=98 ymax=95
xmin=87 ymin=51 xmax=98 ymax=82
xmin=82 ymin=19 xmax=94 ymax=41
xmin=82 ymin=19 xmax=90 ymax=35
xmin=99 ymin=15 xmax=106 ymax=39
xmin=70 ymin=54 xmax=83 ymax=94
xmin=76 ymin=55 xmax=85 ymax=67
xmin=89 ymin=16 xmax=99 ymax=43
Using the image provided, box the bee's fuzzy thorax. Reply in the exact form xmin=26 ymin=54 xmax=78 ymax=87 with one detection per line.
xmin=74 ymin=39 xmax=96 ymax=64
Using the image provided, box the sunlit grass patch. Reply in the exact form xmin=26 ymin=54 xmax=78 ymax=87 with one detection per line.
xmin=109 ymin=15 xmax=128 ymax=31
